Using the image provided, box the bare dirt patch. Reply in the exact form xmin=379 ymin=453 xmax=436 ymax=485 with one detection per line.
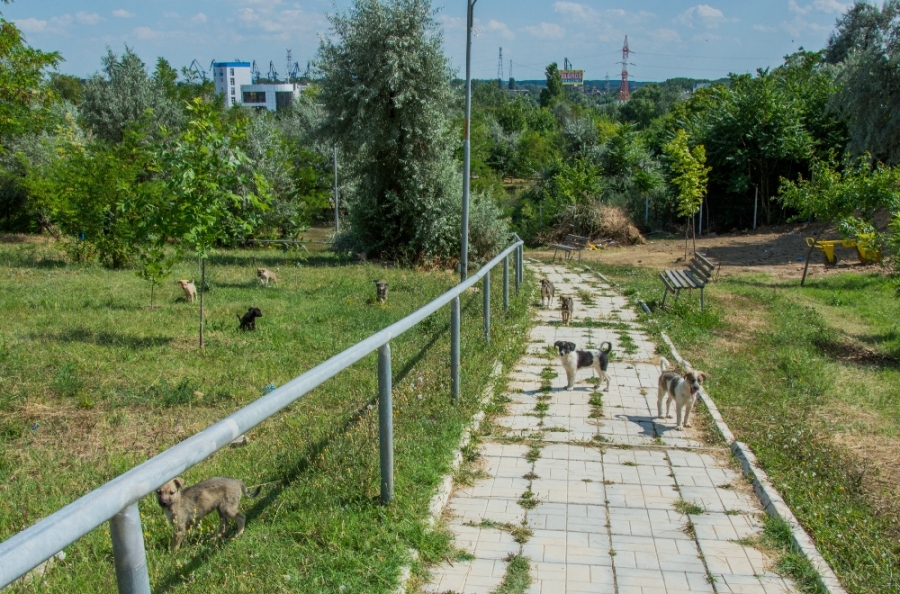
xmin=534 ymin=223 xmax=889 ymax=282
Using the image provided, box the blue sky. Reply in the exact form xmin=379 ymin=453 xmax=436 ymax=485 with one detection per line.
xmin=4 ymin=0 xmax=853 ymax=82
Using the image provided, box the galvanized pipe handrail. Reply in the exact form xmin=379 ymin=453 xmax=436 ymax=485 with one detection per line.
xmin=0 ymin=239 xmax=524 ymax=589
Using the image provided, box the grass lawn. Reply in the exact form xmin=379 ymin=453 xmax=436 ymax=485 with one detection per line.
xmin=0 ymin=236 xmax=534 ymax=593
xmin=589 ymin=260 xmax=900 ymax=594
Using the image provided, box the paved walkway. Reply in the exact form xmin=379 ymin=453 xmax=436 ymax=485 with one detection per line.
xmin=422 ymin=262 xmax=797 ymax=594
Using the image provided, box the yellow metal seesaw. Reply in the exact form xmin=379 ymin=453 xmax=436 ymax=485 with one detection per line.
xmin=805 ymin=234 xmax=882 ymax=265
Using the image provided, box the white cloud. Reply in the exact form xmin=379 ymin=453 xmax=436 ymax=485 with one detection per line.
xmin=650 ymin=28 xmax=681 ymax=43
xmin=554 ymin=1 xmax=594 ymax=20
xmin=483 ymin=19 xmax=514 ymax=40
xmin=523 ymin=22 xmax=565 ymax=40
xmin=113 ymin=9 xmax=134 ymax=18
xmin=788 ymin=0 xmax=850 ymax=14
xmin=753 ymin=24 xmax=777 ymax=32
xmin=191 ymin=13 xmax=208 ymax=24
xmin=675 ymin=5 xmax=731 ymax=29
xmin=440 ymin=15 xmax=463 ymax=30
xmin=134 ymin=26 xmax=163 ymax=40
xmin=76 ymin=12 xmax=103 ymax=25
xmin=235 ymin=7 xmax=326 ymax=38
xmin=14 ymin=18 xmax=47 ymax=33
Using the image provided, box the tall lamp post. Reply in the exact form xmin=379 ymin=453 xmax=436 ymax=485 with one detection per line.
xmin=461 ymin=0 xmax=477 ymax=282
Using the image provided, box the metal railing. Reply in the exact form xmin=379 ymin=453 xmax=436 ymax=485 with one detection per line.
xmin=0 ymin=238 xmax=525 ymax=593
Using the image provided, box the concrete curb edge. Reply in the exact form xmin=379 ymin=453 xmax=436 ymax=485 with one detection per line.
xmin=660 ymin=332 xmax=846 ymax=594
xmin=393 ymin=361 xmax=503 ymax=594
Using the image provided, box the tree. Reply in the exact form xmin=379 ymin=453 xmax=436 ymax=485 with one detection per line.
xmin=317 ymin=0 xmax=471 ymax=262
xmin=824 ymin=0 xmax=898 ymax=64
xmin=540 ymin=62 xmax=563 ymax=108
xmin=145 ymin=99 xmax=270 ymax=347
xmin=778 ymin=154 xmax=900 ymax=284
xmin=0 ymin=12 xmax=61 ymax=144
xmin=82 ymin=46 xmax=184 ymax=143
xmin=664 ymin=129 xmax=709 ymax=259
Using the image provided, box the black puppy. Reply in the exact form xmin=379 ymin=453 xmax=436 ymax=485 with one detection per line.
xmin=237 ymin=307 xmax=263 ymax=331
xmin=554 ymin=340 xmax=612 ymax=391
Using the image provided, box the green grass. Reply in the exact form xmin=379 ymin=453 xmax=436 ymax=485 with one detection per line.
xmin=674 ymin=499 xmax=704 ymax=515
xmin=0 ymin=238 xmax=535 ymax=593
xmin=494 ymin=554 xmax=531 ymax=594
xmin=596 ymin=262 xmax=900 ymax=593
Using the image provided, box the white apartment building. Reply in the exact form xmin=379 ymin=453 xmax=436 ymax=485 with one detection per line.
xmin=241 ymin=82 xmax=308 ymax=112
xmin=212 ymin=61 xmax=252 ymax=107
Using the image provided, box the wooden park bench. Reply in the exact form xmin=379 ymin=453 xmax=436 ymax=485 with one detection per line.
xmin=550 ymin=234 xmax=590 ymax=262
xmin=659 ymin=252 xmax=719 ymax=311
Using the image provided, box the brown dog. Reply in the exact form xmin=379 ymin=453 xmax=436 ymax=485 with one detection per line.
xmin=177 ymin=280 xmax=197 ymax=303
xmin=560 ymin=296 xmax=574 ymax=325
xmin=156 ymin=477 xmax=261 ymax=550
xmin=257 ymin=268 xmax=278 ymax=287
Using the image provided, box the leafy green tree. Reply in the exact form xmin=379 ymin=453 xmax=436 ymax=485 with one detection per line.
xmin=825 ymin=0 xmax=897 ymax=64
xmin=82 ymin=46 xmax=184 ymax=143
xmin=47 ymin=73 xmax=82 ymax=104
xmin=26 ymin=126 xmax=154 ymax=268
xmin=664 ymin=129 xmax=709 ymax=258
xmin=145 ymin=99 xmax=270 ymax=347
xmin=778 ymin=154 xmax=900 ymax=284
xmin=539 ymin=62 xmax=563 ymax=108
xmin=0 ymin=11 xmax=61 ymax=143
xmin=318 ymin=0 xmax=482 ymax=262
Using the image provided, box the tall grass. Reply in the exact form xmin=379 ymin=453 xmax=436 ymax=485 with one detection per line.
xmin=0 ymin=238 xmax=534 ymax=593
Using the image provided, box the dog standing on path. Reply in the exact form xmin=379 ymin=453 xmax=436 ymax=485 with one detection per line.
xmin=540 ymin=279 xmax=555 ymax=308
xmin=554 ymin=340 xmax=612 ymax=391
xmin=156 ymin=477 xmax=261 ymax=550
xmin=560 ymin=296 xmax=574 ymax=325
xmin=657 ymin=357 xmax=708 ymax=429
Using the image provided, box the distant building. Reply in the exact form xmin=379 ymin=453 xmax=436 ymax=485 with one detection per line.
xmin=241 ymin=82 xmax=308 ymax=112
xmin=212 ymin=61 xmax=252 ymax=107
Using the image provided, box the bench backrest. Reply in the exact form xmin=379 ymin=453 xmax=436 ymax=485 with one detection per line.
xmin=688 ymin=252 xmax=717 ymax=283
xmin=564 ymin=234 xmax=590 ymax=248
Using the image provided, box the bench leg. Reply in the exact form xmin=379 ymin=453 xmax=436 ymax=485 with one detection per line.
xmin=661 ymin=287 xmax=669 ymax=308
xmin=701 ymin=287 xmax=704 ymax=312
xmin=674 ymin=289 xmax=681 ymax=303
xmin=552 ymin=248 xmax=558 ymax=263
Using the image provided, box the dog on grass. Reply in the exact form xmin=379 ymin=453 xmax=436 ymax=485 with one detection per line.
xmin=257 ymin=268 xmax=278 ymax=287
xmin=540 ymin=279 xmax=555 ymax=308
xmin=374 ymin=280 xmax=389 ymax=304
xmin=554 ymin=340 xmax=612 ymax=391
xmin=560 ymin=296 xmax=574 ymax=325
xmin=156 ymin=477 xmax=261 ymax=550
xmin=237 ymin=307 xmax=263 ymax=331
xmin=177 ymin=280 xmax=197 ymax=303
xmin=657 ymin=357 xmax=709 ymax=429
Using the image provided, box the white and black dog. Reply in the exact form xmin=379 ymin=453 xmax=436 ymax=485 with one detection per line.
xmin=554 ymin=341 xmax=612 ymax=391
xmin=657 ymin=357 xmax=708 ymax=429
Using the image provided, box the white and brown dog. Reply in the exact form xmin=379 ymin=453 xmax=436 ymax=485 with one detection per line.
xmin=657 ymin=357 xmax=709 ymax=429
xmin=554 ymin=340 xmax=612 ymax=391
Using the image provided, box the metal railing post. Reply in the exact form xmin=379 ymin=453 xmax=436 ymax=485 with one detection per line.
xmin=451 ymin=297 xmax=460 ymax=402
xmin=515 ymin=245 xmax=522 ymax=294
xmin=109 ymin=503 xmax=150 ymax=594
xmin=378 ymin=343 xmax=393 ymax=504
xmin=503 ymin=255 xmax=509 ymax=315
xmin=483 ymin=267 xmax=491 ymax=342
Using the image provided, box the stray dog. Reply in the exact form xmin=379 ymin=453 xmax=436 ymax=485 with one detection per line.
xmin=156 ymin=477 xmax=261 ymax=550
xmin=374 ymin=279 xmax=389 ymax=304
xmin=554 ymin=340 xmax=612 ymax=391
xmin=177 ymin=280 xmax=197 ymax=303
xmin=257 ymin=268 xmax=278 ymax=287
xmin=540 ymin=279 xmax=555 ymax=308
xmin=237 ymin=307 xmax=263 ymax=331
xmin=657 ymin=357 xmax=709 ymax=429
xmin=560 ymin=296 xmax=574 ymax=325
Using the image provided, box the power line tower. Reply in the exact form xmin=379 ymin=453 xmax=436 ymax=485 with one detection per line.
xmin=618 ymin=35 xmax=633 ymax=102
xmin=286 ymin=49 xmax=294 ymax=82
xmin=509 ymin=59 xmax=514 ymax=89
xmin=605 ymin=72 xmax=610 ymax=94
xmin=497 ymin=47 xmax=504 ymax=88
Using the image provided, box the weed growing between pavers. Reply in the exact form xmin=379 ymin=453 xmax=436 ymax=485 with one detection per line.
xmin=517 ymin=489 xmax=539 ymax=510
xmin=734 ymin=514 xmax=826 ymax=593
xmin=525 ymin=444 xmax=543 ymax=463
xmin=494 ymin=554 xmax=531 ymax=594
xmin=674 ymin=499 xmax=705 ymax=515
xmin=597 ymin=263 xmax=900 ymax=592
xmin=0 ymin=242 xmax=535 ymax=593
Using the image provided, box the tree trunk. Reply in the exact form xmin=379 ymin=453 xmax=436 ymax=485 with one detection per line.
xmin=150 ymin=283 xmax=154 ymax=309
xmin=199 ymin=258 xmax=206 ymax=348
xmin=684 ymin=217 xmax=689 ymax=261
xmin=691 ymin=214 xmax=697 ymax=254
xmin=801 ymin=221 xmax=829 ymax=287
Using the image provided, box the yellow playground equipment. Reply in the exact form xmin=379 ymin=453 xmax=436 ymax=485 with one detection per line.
xmin=806 ymin=233 xmax=882 ymax=265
